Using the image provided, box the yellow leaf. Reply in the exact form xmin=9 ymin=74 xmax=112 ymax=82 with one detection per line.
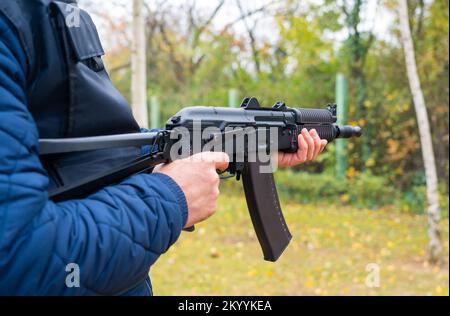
xmin=365 ymin=158 xmax=375 ymax=168
xmin=305 ymin=279 xmax=315 ymax=289
xmin=347 ymin=167 xmax=356 ymax=178
xmin=341 ymin=194 xmax=351 ymax=203
xmin=265 ymin=271 xmax=275 ymax=278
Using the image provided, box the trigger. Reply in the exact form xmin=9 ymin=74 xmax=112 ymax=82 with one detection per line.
xmin=217 ymin=169 xmax=235 ymax=180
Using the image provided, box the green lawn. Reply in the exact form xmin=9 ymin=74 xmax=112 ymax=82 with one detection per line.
xmin=151 ymin=193 xmax=449 ymax=296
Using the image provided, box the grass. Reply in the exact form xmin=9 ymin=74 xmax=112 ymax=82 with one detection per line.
xmin=151 ymin=192 xmax=449 ymax=296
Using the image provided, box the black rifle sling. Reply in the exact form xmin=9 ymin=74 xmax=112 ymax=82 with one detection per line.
xmin=48 ymin=154 xmax=167 ymax=202
xmin=40 ymin=132 xmax=167 ymax=201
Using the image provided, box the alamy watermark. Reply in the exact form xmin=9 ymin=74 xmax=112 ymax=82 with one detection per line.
xmin=168 ymin=121 xmax=280 ymax=173
xmin=65 ymin=263 xmax=80 ymax=288
xmin=365 ymin=263 xmax=380 ymax=288
xmin=65 ymin=5 xmax=81 ymax=28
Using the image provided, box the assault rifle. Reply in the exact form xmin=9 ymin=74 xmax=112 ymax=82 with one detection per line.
xmin=39 ymin=97 xmax=362 ymax=262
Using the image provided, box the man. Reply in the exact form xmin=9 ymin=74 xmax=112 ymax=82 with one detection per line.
xmin=0 ymin=0 xmax=327 ymax=295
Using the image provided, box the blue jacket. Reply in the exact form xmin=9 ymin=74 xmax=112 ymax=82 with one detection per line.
xmin=0 ymin=13 xmax=188 ymax=295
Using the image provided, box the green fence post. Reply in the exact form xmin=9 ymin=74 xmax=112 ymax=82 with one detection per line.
xmin=336 ymin=73 xmax=349 ymax=179
xmin=150 ymin=95 xmax=160 ymax=129
xmin=228 ymin=89 xmax=238 ymax=108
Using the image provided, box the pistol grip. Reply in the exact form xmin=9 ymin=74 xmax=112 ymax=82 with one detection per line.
xmin=242 ymin=161 xmax=292 ymax=262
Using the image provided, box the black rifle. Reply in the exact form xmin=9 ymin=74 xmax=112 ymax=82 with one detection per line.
xmin=39 ymin=97 xmax=362 ymax=262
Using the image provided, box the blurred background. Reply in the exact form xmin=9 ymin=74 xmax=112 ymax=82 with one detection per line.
xmin=79 ymin=0 xmax=448 ymax=295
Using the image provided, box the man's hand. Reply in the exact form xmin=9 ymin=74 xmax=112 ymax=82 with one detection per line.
xmin=154 ymin=129 xmax=325 ymax=228
xmin=154 ymin=152 xmax=229 ymax=228
xmin=277 ymin=128 xmax=328 ymax=168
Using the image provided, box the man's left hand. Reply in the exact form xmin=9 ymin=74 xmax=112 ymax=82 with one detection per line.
xmin=277 ymin=128 xmax=328 ymax=168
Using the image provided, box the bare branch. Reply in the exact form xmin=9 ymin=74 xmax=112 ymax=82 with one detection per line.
xmin=235 ymin=0 xmax=261 ymax=75
xmin=191 ymin=0 xmax=225 ymax=48
xmin=219 ymin=0 xmax=281 ymax=36
xmin=415 ymin=0 xmax=426 ymax=38
xmin=159 ymin=22 xmax=185 ymax=83
xmin=341 ymin=0 xmax=350 ymax=18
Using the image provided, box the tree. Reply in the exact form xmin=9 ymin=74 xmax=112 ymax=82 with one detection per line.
xmin=397 ymin=0 xmax=441 ymax=263
xmin=131 ymin=0 xmax=148 ymax=128
xmin=341 ymin=0 xmax=375 ymax=165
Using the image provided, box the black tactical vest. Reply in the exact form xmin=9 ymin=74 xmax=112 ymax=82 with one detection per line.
xmin=0 ymin=0 xmax=142 ymax=190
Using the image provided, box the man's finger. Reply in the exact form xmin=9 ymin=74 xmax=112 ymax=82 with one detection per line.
xmin=190 ymin=152 xmax=230 ymax=172
xmin=297 ymin=134 xmax=308 ymax=162
xmin=213 ymin=153 xmax=230 ymax=172
xmin=320 ymin=139 xmax=328 ymax=153
xmin=311 ymin=129 xmax=322 ymax=160
xmin=302 ymin=128 xmax=315 ymax=160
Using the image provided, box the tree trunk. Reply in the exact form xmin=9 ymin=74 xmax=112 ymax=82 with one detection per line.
xmin=131 ymin=0 xmax=148 ymax=128
xmin=343 ymin=0 xmax=374 ymax=166
xmin=397 ymin=0 xmax=442 ymax=263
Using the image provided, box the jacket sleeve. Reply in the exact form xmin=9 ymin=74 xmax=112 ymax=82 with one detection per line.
xmin=0 ymin=15 xmax=188 ymax=295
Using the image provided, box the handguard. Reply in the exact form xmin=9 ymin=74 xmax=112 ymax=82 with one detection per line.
xmin=242 ymin=160 xmax=292 ymax=262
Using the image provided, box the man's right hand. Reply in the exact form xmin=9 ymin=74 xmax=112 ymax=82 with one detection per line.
xmin=154 ymin=152 xmax=230 ymax=228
